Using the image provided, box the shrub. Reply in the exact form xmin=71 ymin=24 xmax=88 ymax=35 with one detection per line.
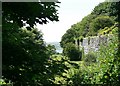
xmin=84 ymin=52 xmax=97 ymax=65
xmin=96 ymin=35 xmax=119 ymax=84
xmin=64 ymin=43 xmax=82 ymax=61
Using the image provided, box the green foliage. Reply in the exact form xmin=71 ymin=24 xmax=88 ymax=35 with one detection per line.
xmin=2 ymin=2 xmax=60 ymax=28
xmin=76 ymin=14 xmax=97 ymax=37
xmin=60 ymin=2 xmax=117 ymax=53
xmin=46 ymin=44 xmax=56 ymax=55
xmin=2 ymin=23 xmax=50 ymax=85
xmin=98 ymin=22 xmax=118 ymax=35
xmin=60 ymin=28 xmax=77 ymax=48
xmin=89 ymin=16 xmax=114 ymax=36
xmin=64 ymin=43 xmax=81 ymax=61
xmin=48 ymin=55 xmax=69 ymax=84
xmin=0 ymin=79 xmax=13 ymax=86
xmin=60 ymin=2 xmax=118 ymax=42
xmin=84 ymin=52 xmax=97 ymax=65
xmin=2 ymin=25 xmax=69 ymax=85
xmin=60 ymin=2 xmax=120 ymax=85
xmin=2 ymin=2 xmax=61 ymax=85
xmin=92 ymin=2 xmax=112 ymax=15
xmin=68 ymin=35 xmax=119 ymax=85
xmin=2 ymin=1 xmax=120 ymax=85
xmin=79 ymin=36 xmax=84 ymax=42
xmin=92 ymin=2 xmax=118 ymax=21
xmin=95 ymin=35 xmax=119 ymax=84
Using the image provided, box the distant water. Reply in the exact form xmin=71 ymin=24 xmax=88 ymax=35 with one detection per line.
xmin=46 ymin=42 xmax=63 ymax=53
xmin=56 ymin=49 xmax=63 ymax=53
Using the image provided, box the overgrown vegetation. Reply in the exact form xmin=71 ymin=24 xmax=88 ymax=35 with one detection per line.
xmin=2 ymin=2 xmax=62 ymax=85
xmin=59 ymin=1 xmax=120 ymax=85
xmin=68 ymin=34 xmax=119 ymax=85
xmin=1 ymin=1 xmax=120 ymax=86
xmin=60 ymin=2 xmax=118 ymax=48
xmin=63 ymin=43 xmax=82 ymax=61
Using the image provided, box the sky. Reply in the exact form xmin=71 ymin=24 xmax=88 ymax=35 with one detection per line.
xmin=37 ymin=0 xmax=105 ymax=42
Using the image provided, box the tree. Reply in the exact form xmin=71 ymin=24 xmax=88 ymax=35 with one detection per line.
xmin=46 ymin=44 xmax=56 ymax=55
xmin=2 ymin=2 xmax=59 ymax=28
xmin=64 ymin=43 xmax=81 ymax=61
xmin=2 ymin=25 xmax=50 ymax=85
xmin=89 ymin=16 xmax=114 ymax=36
xmin=2 ymin=2 xmax=60 ymax=85
xmin=60 ymin=28 xmax=76 ymax=48
xmin=92 ymin=2 xmax=117 ymax=19
xmin=75 ymin=14 xmax=97 ymax=37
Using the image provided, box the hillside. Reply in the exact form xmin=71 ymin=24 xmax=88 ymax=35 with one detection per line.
xmin=2 ymin=1 xmax=119 ymax=85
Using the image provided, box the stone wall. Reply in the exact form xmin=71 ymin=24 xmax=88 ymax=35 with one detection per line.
xmin=75 ymin=34 xmax=113 ymax=54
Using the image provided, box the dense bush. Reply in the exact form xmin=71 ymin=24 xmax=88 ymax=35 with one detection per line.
xmin=95 ymin=35 xmax=119 ymax=84
xmin=2 ymin=26 xmax=51 ymax=85
xmin=64 ymin=43 xmax=82 ymax=61
xmin=84 ymin=52 xmax=97 ymax=65
xmin=46 ymin=44 xmax=56 ymax=55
